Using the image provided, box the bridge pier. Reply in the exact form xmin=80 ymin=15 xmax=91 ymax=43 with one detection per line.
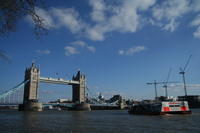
xmin=19 ymin=101 xmax=42 ymax=111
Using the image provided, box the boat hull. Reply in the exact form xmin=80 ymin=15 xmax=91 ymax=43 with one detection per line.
xmin=128 ymin=101 xmax=192 ymax=115
xmin=129 ymin=110 xmax=192 ymax=115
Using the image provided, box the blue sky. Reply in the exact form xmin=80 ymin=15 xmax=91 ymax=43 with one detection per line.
xmin=1 ymin=0 xmax=200 ymax=102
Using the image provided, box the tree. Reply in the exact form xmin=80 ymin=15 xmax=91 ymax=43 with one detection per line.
xmin=0 ymin=0 xmax=47 ymax=62
xmin=0 ymin=0 xmax=46 ymax=36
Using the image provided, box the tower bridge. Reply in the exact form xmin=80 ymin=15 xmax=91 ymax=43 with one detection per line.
xmin=0 ymin=63 xmax=125 ymax=111
xmin=20 ymin=63 xmax=89 ymax=111
xmin=0 ymin=63 xmax=90 ymax=111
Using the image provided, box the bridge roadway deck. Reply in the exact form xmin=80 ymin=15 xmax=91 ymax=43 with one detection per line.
xmin=39 ymin=77 xmax=80 ymax=85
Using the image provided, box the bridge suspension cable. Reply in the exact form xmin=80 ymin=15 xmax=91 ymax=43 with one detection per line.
xmin=0 ymin=80 xmax=29 ymax=104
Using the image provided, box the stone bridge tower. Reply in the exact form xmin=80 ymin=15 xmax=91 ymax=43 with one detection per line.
xmin=23 ymin=63 xmax=40 ymax=103
xmin=72 ymin=71 xmax=86 ymax=103
xmin=19 ymin=63 xmax=42 ymax=111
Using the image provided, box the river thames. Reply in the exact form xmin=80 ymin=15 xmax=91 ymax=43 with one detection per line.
xmin=0 ymin=109 xmax=200 ymax=133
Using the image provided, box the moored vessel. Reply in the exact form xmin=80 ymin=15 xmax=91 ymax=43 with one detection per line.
xmin=128 ymin=101 xmax=191 ymax=115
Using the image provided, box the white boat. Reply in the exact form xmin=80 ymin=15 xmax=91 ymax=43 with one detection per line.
xmin=128 ymin=101 xmax=192 ymax=115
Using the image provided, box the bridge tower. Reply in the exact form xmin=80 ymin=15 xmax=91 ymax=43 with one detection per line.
xmin=72 ymin=71 xmax=90 ymax=111
xmin=19 ymin=63 xmax=42 ymax=111
xmin=72 ymin=71 xmax=86 ymax=103
xmin=23 ymin=63 xmax=40 ymax=103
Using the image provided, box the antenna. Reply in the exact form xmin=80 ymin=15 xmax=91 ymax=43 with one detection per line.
xmin=179 ymin=55 xmax=192 ymax=96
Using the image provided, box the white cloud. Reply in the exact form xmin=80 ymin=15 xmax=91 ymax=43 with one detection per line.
xmin=26 ymin=7 xmax=55 ymax=29
xmin=191 ymin=15 xmax=200 ymax=38
xmin=29 ymin=7 xmax=85 ymax=34
xmin=118 ymin=50 xmax=125 ymax=55
xmin=26 ymin=0 xmax=200 ymax=41
xmin=150 ymin=0 xmax=200 ymax=35
xmin=89 ymin=0 xmax=106 ymax=22
xmin=163 ymin=19 xmax=179 ymax=32
xmin=51 ymin=8 xmax=85 ymax=33
xmin=152 ymin=0 xmax=190 ymax=32
xmin=191 ymin=0 xmax=200 ymax=12
xmin=85 ymin=25 xmax=108 ymax=41
xmin=108 ymin=3 xmax=139 ymax=33
xmin=66 ymin=40 xmax=96 ymax=55
xmin=191 ymin=15 xmax=200 ymax=26
xmin=70 ymin=40 xmax=87 ymax=47
xmin=85 ymin=0 xmax=156 ymax=41
xmin=87 ymin=46 xmax=96 ymax=53
xmin=193 ymin=27 xmax=200 ymax=38
xmin=36 ymin=8 xmax=55 ymax=29
xmin=168 ymin=83 xmax=200 ymax=90
xmin=64 ymin=46 xmax=79 ymax=56
xmin=119 ymin=46 xmax=147 ymax=56
xmin=36 ymin=49 xmax=51 ymax=55
xmin=147 ymin=18 xmax=163 ymax=27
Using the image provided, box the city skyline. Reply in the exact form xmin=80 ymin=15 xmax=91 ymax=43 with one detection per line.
xmin=1 ymin=0 xmax=200 ymax=102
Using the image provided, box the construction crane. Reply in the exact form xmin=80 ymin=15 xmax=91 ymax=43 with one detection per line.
xmin=147 ymin=80 xmax=163 ymax=100
xmin=147 ymin=78 xmax=178 ymax=100
xmin=162 ymin=69 xmax=179 ymax=98
xmin=179 ymin=55 xmax=192 ymax=96
xmin=163 ymin=68 xmax=172 ymax=98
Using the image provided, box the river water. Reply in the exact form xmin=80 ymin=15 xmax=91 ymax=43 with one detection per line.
xmin=0 ymin=109 xmax=200 ymax=133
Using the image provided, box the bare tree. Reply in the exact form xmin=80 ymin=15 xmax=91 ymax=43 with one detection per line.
xmin=0 ymin=0 xmax=47 ymax=62
xmin=0 ymin=0 xmax=46 ymax=36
